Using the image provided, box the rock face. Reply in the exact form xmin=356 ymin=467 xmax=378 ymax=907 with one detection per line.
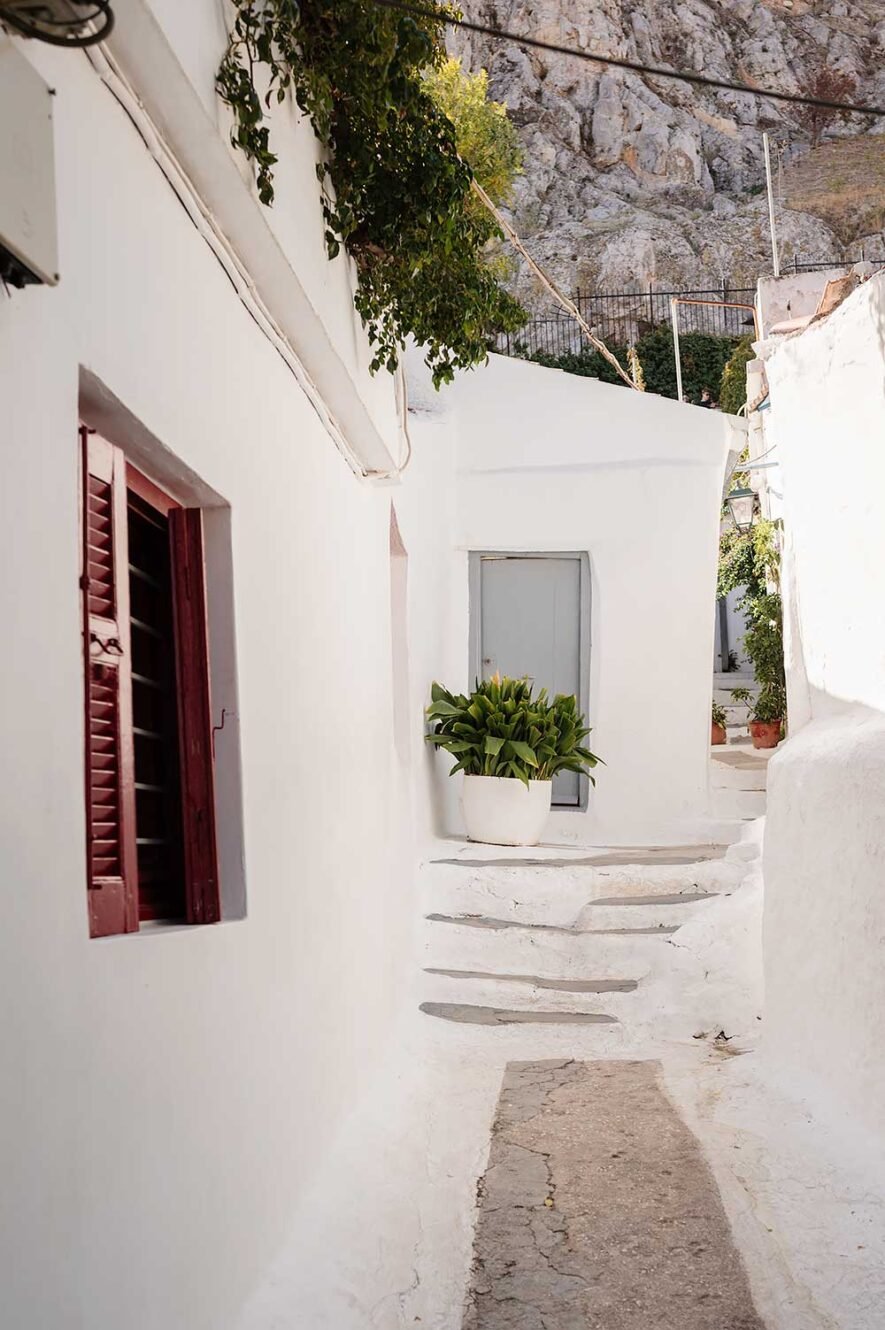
xmin=453 ymin=0 xmax=885 ymax=307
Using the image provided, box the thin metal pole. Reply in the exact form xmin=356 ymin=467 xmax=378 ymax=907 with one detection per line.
xmin=671 ymin=298 xmax=684 ymax=403
xmin=763 ymin=132 xmax=780 ymax=277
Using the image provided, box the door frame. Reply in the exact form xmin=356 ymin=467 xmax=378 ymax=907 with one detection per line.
xmin=468 ymin=551 xmax=592 ymax=811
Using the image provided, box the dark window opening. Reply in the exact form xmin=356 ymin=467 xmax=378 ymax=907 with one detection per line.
xmin=127 ymin=493 xmax=187 ymax=922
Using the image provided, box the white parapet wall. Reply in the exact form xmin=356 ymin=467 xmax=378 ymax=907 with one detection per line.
xmin=408 ymin=349 xmax=739 ymax=846
xmin=760 ymin=272 xmax=885 ymax=1138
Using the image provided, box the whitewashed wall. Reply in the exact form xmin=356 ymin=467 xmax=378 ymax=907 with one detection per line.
xmin=409 ymin=352 xmax=736 ymax=845
xmin=0 ymin=8 xmax=742 ymax=1324
xmin=761 ymin=274 xmax=885 ymax=1139
xmin=0 ymin=19 xmax=459 ymax=1330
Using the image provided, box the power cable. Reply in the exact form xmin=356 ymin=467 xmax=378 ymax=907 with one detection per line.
xmin=371 ymin=0 xmax=885 ymax=119
xmin=471 ymin=179 xmax=639 ymax=389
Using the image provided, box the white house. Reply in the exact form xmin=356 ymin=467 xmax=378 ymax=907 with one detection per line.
xmin=0 ymin=6 xmax=741 ymax=1326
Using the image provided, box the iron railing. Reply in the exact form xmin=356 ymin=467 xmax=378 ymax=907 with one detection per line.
xmin=495 ymin=257 xmax=884 ymax=362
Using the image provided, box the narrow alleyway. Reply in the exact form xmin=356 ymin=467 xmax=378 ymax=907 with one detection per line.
xmin=242 ymin=823 xmax=885 ymax=1330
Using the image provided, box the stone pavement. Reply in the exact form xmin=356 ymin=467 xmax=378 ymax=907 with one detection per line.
xmin=463 ymin=1059 xmax=766 ymax=1329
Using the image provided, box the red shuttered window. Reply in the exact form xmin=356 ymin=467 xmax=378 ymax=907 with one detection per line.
xmin=81 ymin=428 xmax=220 ymax=937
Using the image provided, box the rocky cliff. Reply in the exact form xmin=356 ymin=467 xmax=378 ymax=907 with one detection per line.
xmin=453 ymin=0 xmax=885 ymax=307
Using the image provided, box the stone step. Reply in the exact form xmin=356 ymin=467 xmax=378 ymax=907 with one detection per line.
xmin=419 ymin=1002 xmax=618 ymax=1026
xmin=423 ymin=914 xmax=676 ymax=980
xmin=711 ymin=757 xmax=768 ymax=791
xmin=713 ymin=672 xmax=756 ymax=691
xmin=711 ymin=787 xmax=767 ymax=819
xmin=421 ymin=849 xmax=743 ymax=928
xmin=428 ymin=910 xmax=688 ymax=934
xmin=421 ymin=967 xmax=641 ymax=1015
xmin=424 ymin=967 xmax=639 ymax=994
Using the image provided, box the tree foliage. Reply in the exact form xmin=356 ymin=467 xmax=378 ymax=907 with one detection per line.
xmin=719 ymin=335 xmax=756 ymax=415
xmin=217 ymin=1 xmax=526 ymax=386
xmin=424 ymin=59 xmax=523 ymax=207
xmin=793 ymin=67 xmax=859 ymax=148
xmin=719 ymin=518 xmax=786 ymax=719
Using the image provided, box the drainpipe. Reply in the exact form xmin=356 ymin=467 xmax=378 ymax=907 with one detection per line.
xmin=670 ymin=298 xmax=684 ymax=403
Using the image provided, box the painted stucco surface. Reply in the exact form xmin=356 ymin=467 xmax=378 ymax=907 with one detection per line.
xmin=0 ymin=28 xmax=457 ymax=1330
xmin=761 ymin=274 xmax=885 ymax=1138
xmin=0 ymin=13 xmax=744 ymax=1330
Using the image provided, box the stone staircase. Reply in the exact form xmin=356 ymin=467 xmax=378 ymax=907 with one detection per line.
xmin=418 ymin=846 xmax=746 ymax=1028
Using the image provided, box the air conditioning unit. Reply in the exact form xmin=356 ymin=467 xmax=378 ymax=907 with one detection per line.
xmin=0 ymin=40 xmax=58 ymax=286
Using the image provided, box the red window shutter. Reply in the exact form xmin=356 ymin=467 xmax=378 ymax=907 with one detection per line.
xmin=81 ymin=428 xmax=139 ymax=937
xmin=169 ymin=508 xmax=220 ymax=924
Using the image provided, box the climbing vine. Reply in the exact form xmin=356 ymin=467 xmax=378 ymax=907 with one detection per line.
xmin=216 ymin=0 xmax=526 ymax=386
xmin=718 ymin=517 xmax=786 ymax=719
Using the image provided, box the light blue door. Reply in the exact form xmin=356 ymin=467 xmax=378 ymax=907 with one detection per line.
xmin=476 ymin=554 xmax=584 ymax=806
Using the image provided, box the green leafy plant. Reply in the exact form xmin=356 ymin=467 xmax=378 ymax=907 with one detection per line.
xmin=753 ymin=682 xmax=787 ymax=724
xmin=719 ymin=335 xmax=756 ymax=416
xmin=425 ymin=677 xmax=601 ymax=786
xmin=731 ymin=683 xmax=785 ymax=724
xmin=712 ymin=701 xmax=728 ymax=729
xmin=529 ymin=328 xmax=738 ymax=403
xmin=216 ymin=1 xmax=526 ymax=386
xmin=719 ymin=517 xmax=786 ymax=725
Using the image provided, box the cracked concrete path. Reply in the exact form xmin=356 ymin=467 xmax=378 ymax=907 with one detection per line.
xmin=463 ymin=1059 xmax=766 ymax=1330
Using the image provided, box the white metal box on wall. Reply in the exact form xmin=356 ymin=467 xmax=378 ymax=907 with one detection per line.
xmin=0 ymin=39 xmax=58 ymax=285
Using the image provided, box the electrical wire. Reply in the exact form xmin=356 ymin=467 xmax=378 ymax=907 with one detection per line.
xmin=0 ymin=1 xmax=114 ymax=47
xmin=371 ymin=0 xmax=885 ymax=119
xmin=471 ymin=179 xmax=638 ymax=389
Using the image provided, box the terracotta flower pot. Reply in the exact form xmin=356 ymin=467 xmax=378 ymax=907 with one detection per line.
xmin=749 ymin=720 xmax=782 ymax=750
xmin=711 ymin=722 xmax=727 ymax=746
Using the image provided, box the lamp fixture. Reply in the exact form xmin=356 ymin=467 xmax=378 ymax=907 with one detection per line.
xmin=726 ymin=487 xmax=756 ymax=534
xmin=0 ymin=1 xmax=114 ymax=47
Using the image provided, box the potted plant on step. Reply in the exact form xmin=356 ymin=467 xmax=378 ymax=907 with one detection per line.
xmin=711 ymin=701 xmax=728 ymax=746
xmin=425 ymin=676 xmax=601 ymax=846
xmin=731 ymin=684 xmax=785 ymax=750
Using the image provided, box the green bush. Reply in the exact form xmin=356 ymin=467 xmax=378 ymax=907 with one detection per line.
xmin=528 ymin=327 xmax=738 ymax=403
xmin=425 ymin=676 xmax=601 ymax=785
xmin=719 ymin=335 xmax=756 ymax=415
xmin=720 ymin=519 xmax=786 ymax=720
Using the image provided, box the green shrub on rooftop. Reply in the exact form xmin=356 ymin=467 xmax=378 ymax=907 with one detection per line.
xmin=528 ymin=327 xmax=739 ymax=403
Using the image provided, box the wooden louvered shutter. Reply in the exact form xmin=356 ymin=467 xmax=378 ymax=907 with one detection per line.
xmin=169 ymin=508 xmax=220 ymax=924
xmin=81 ymin=428 xmax=138 ymax=937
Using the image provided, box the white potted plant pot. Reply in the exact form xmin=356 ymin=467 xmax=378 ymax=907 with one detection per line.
xmin=461 ymin=774 xmax=553 ymax=847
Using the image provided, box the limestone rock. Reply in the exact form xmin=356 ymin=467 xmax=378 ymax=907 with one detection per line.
xmin=452 ymin=0 xmax=884 ymax=305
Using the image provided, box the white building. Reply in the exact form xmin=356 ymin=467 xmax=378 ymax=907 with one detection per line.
xmin=752 ymin=270 xmax=885 ymax=1141
xmin=0 ymin=6 xmax=741 ymax=1326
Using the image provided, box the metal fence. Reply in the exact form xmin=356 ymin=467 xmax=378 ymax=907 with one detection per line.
xmin=495 ymin=256 xmax=884 ymax=362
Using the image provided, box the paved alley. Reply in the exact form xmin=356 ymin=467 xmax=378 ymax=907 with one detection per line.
xmin=465 ymin=1059 xmax=764 ymax=1329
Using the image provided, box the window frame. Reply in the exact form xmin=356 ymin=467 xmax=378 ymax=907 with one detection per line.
xmin=81 ymin=427 xmax=221 ymax=937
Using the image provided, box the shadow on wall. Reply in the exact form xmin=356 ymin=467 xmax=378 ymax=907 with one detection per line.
xmin=763 ymin=689 xmax=885 ymax=1145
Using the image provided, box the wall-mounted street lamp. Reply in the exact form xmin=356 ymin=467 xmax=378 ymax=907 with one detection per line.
xmin=0 ymin=1 xmax=113 ymax=47
xmin=725 ymin=487 xmax=756 ymax=534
